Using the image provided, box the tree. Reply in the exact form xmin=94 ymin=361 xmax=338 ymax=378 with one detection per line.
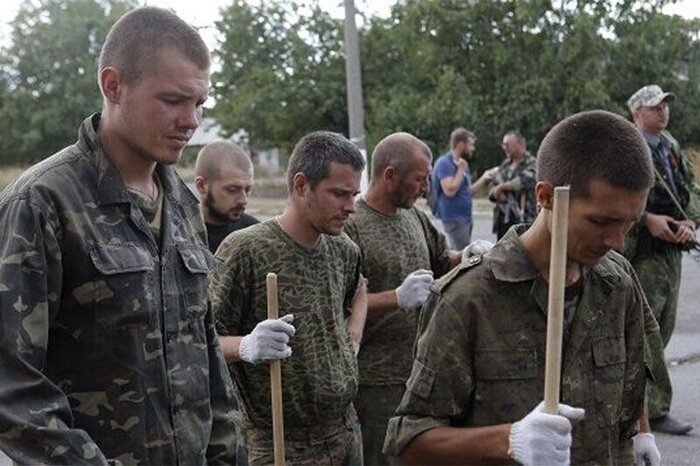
xmin=212 ymin=0 xmax=348 ymax=155
xmin=0 ymin=0 xmax=136 ymax=165
xmin=360 ymin=0 xmax=700 ymax=169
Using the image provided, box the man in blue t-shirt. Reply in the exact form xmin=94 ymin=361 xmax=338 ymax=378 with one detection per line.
xmin=431 ymin=128 xmax=496 ymax=249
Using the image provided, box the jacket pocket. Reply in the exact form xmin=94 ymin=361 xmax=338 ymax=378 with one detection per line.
xmin=592 ymin=335 xmax=626 ymax=426
xmin=176 ymin=244 xmax=213 ymax=320
xmin=475 ymin=348 xmax=537 ymax=380
xmin=472 ymin=348 xmax=539 ymax=424
xmin=77 ymin=242 xmax=154 ymax=328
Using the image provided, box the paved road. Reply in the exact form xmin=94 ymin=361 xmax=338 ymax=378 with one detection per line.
xmin=1 ymin=208 xmax=698 ymax=464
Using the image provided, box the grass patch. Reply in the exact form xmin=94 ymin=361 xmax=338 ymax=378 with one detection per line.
xmin=0 ymin=166 xmax=26 ymax=191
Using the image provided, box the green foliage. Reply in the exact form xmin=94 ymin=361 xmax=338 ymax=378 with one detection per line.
xmin=0 ymin=0 xmax=135 ymax=164
xmin=1 ymin=0 xmax=699 ymax=169
xmin=211 ymin=0 xmax=348 ymax=154
xmin=362 ymin=0 xmax=700 ymax=170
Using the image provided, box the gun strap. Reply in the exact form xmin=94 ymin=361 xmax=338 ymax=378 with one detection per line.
xmin=651 ymin=163 xmax=690 ymax=222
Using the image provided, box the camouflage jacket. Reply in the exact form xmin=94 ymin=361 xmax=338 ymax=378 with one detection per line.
xmin=384 ymin=226 xmax=646 ymax=464
xmin=625 ymin=130 xmax=700 ymax=258
xmin=490 ymin=154 xmax=538 ymax=228
xmin=344 ymin=199 xmax=452 ymax=385
xmin=0 ymin=114 xmax=237 ymax=465
xmin=211 ymin=220 xmax=362 ymax=430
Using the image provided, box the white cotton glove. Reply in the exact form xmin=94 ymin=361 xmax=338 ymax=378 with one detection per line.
xmin=461 ymin=239 xmax=495 ymax=263
xmin=509 ymin=401 xmax=585 ymax=466
xmin=633 ymin=433 xmax=661 ymax=466
xmin=395 ymin=269 xmax=434 ymax=309
xmin=239 ymin=314 xmax=295 ymax=364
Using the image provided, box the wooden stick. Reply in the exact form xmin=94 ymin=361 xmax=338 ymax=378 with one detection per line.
xmin=544 ymin=187 xmax=570 ymax=414
xmin=266 ymin=273 xmax=285 ymax=466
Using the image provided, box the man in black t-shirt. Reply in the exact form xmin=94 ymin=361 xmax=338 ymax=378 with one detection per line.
xmin=195 ymin=140 xmax=259 ymax=253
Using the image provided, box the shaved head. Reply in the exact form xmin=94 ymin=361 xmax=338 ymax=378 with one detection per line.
xmin=372 ymin=132 xmax=431 ymax=177
xmin=195 ymin=140 xmax=252 ymax=181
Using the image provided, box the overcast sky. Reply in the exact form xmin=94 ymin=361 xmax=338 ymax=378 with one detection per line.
xmin=1 ymin=0 xmax=698 ymax=52
xmin=0 ymin=0 xmax=389 ymax=48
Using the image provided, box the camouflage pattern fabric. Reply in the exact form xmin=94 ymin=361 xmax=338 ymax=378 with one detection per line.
xmin=344 ymin=198 xmax=452 ymax=465
xmin=344 ymin=199 xmax=452 ymax=385
xmin=626 ymin=85 xmax=674 ymax=112
xmin=244 ymin=406 xmax=363 ymax=466
xmin=0 ymin=114 xmax=237 ymax=465
xmin=607 ymin=251 xmax=669 ymax=419
xmin=490 ymin=154 xmax=537 ymax=238
xmin=624 ymin=130 xmax=700 ymax=419
xmin=384 ymin=226 xmax=646 ymax=464
xmin=211 ymin=219 xmax=362 ymax=434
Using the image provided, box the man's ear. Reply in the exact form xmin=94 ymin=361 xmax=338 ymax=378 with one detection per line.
xmin=194 ymin=176 xmax=207 ymax=196
xmin=384 ymin=166 xmax=397 ymax=182
xmin=100 ymin=67 xmax=123 ymax=104
xmin=536 ymin=181 xmax=554 ymax=210
xmin=292 ymin=172 xmax=308 ymax=197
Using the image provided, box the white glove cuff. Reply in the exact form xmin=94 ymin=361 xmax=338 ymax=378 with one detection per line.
xmin=239 ymin=334 xmax=254 ymax=364
xmin=395 ymin=289 xmax=406 ymax=309
xmin=508 ymin=421 xmax=526 ymax=462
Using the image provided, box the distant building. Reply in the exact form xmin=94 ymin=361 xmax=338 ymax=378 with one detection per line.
xmin=187 ymin=118 xmax=281 ymax=173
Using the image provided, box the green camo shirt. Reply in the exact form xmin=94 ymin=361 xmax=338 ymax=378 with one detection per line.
xmin=0 ymin=115 xmax=237 ymax=465
xmin=384 ymin=226 xmax=646 ymax=464
xmin=344 ymin=199 xmax=452 ymax=385
xmin=212 ymin=220 xmax=362 ymax=429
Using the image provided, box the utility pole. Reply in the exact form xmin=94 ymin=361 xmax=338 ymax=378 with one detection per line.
xmin=343 ymin=0 xmax=369 ymax=193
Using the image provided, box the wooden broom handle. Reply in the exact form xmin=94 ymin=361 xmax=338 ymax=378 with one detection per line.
xmin=266 ymin=273 xmax=285 ymax=465
xmin=544 ymin=187 xmax=570 ymax=414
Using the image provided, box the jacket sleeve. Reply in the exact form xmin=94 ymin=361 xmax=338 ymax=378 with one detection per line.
xmin=204 ymin=302 xmax=238 ymax=465
xmin=0 ymin=196 xmax=109 ymax=465
xmin=681 ymin=156 xmax=700 ymax=226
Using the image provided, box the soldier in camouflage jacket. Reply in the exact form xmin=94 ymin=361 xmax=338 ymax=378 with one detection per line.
xmin=624 ymin=85 xmax=700 ymax=435
xmin=384 ymin=111 xmax=657 ymax=465
xmin=0 ymin=8 xmax=236 ymax=465
xmin=489 ymin=131 xmax=538 ymax=239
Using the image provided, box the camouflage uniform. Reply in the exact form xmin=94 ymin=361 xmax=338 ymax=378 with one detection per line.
xmin=211 ymin=220 xmax=363 ymax=465
xmin=490 ymin=154 xmax=537 ymax=239
xmin=624 ymin=130 xmax=700 ymax=418
xmin=0 ymin=114 xmax=237 ymax=465
xmin=344 ymin=199 xmax=453 ymax=465
xmin=384 ymin=226 xmax=647 ymax=464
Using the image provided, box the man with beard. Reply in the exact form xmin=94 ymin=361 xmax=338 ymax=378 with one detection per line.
xmin=431 ymin=128 xmax=496 ymax=249
xmin=195 ymin=140 xmax=258 ymax=253
xmin=489 ymin=131 xmax=538 ymax=239
xmin=211 ymin=131 xmax=368 ymax=465
xmin=345 ymin=132 xmax=492 ymax=464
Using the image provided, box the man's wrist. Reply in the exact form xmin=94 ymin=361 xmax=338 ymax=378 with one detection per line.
xmin=640 ymin=211 xmax=648 ymax=227
xmin=506 ymin=423 xmax=516 ymax=462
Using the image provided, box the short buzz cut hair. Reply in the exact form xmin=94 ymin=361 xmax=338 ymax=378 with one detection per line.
xmin=371 ymin=132 xmax=432 ymax=177
xmin=537 ymin=110 xmax=653 ymax=198
xmin=450 ymin=127 xmax=476 ymax=149
xmin=195 ymin=140 xmax=252 ymax=181
xmin=287 ymin=131 xmax=365 ymax=193
xmin=99 ymin=6 xmax=210 ymax=85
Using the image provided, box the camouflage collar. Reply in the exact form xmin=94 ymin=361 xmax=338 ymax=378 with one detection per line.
xmin=489 ymin=224 xmax=621 ymax=284
xmin=78 ymin=113 xmax=196 ymax=208
xmin=489 ymin=225 xmax=538 ymax=282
